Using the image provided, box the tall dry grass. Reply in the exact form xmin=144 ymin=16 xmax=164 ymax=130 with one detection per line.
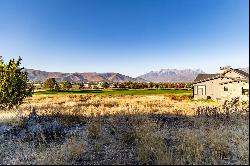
xmin=0 ymin=94 xmax=248 ymax=165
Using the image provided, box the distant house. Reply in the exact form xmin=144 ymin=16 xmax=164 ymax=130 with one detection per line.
xmin=193 ymin=66 xmax=249 ymax=101
xmin=83 ymin=83 xmax=89 ymax=88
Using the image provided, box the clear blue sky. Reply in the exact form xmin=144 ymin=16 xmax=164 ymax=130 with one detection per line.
xmin=0 ymin=0 xmax=248 ymax=77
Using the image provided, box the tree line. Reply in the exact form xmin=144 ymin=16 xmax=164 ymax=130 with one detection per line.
xmin=42 ymin=79 xmax=192 ymax=91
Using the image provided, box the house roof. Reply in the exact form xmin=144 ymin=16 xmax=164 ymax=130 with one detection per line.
xmin=193 ymin=68 xmax=249 ymax=83
xmin=194 ymin=74 xmax=220 ymax=83
xmin=233 ymin=69 xmax=249 ymax=78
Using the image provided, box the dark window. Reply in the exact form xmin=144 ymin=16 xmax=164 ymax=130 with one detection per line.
xmin=242 ymin=87 xmax=249 ymax=95
xmin=224 ymin=86 xmax=228 ymax=91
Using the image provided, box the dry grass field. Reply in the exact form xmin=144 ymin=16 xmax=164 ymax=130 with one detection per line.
xmin=0 ymin=94 xmax=249 ymax=165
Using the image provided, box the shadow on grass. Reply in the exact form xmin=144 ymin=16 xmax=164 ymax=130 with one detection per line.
xmin=2 ymin=106 xmax=248 ymax=165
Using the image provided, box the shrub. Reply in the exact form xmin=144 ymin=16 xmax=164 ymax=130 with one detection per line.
xmin=43 ymin=78 xmax=60 ymax=91
xmin=36 ymin=136 xmax=85 ymax=165
xmin=78 ymin=82 xmax=85 ymax=89
xmin=21 ymin=108 xmax=65 ymax=143
xmin=62 ymin=81 xmax=72 ymax=91
xmin=196 ymin=97 xmax=249 ymax=118
xmin=135 ymin=120 xmax=170 ymax=164
xmin=87 ymin=118 xmax=101 ymax=139
xmin=0 ymin=56 xmax=33 ymax=109
xmin=102 ymin=82 xmax=109 ymax=89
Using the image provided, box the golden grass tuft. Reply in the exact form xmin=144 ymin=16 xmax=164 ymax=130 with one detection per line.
xmin=36 ymin=136 xmax=85 ymax=165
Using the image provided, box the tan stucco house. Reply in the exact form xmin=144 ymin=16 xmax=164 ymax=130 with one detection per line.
xmin=193 ymin=66 xmax=249 ymax=101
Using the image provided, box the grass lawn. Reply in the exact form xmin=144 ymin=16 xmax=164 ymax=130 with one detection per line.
xmin=34 ymin=89 xmax=192 ymax=96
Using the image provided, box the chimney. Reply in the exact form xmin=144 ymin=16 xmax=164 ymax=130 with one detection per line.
xmin=219 ymin=66 xmax=231 ymax=74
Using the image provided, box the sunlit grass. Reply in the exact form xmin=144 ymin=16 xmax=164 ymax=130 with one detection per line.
xmin=34 ymin=89 xmax=192 ymax=96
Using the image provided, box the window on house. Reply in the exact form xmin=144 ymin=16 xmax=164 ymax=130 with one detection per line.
xmin=224 ymin=86 xmax=228 ymax=91
xmin=242 ymin=87 xmax=249 ymax=95
xmin=197 ymin=85 xmax=206 ymax=95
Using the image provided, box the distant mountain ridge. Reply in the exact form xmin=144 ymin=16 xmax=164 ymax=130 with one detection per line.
xmin=240 ymin=67 xmax=249 ymax=73
xmin=24 ymin=69 xmax=146 ymax=82
xmin=24 ymin=67 xmax=249 ymax=83
xmin=137 ymin=69 xmax=206 ymax=82
xmin=137 ymin=67 xmax=249 ymax=83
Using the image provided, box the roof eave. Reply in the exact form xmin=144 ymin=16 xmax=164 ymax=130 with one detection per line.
xmin=220 ymin=79 xmax=249 ymax=85
xmin=233 ymin=69 xmax=249 ymax=79
xmin=193 ymin=75 xmax=223 ymax=84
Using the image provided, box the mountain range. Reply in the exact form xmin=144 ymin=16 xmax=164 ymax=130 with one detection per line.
xmin=24 ymin=67 xmax=249 ymax=83
xmin=137 ymin=69 xmax=206 ymax=82
xmin=240 ymin=67 xmax=249 ymax=73
xmin=138 ymin=67 xmax=249 ymax=82
xmin=24 ymin=69 xmax=146 ymax=83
